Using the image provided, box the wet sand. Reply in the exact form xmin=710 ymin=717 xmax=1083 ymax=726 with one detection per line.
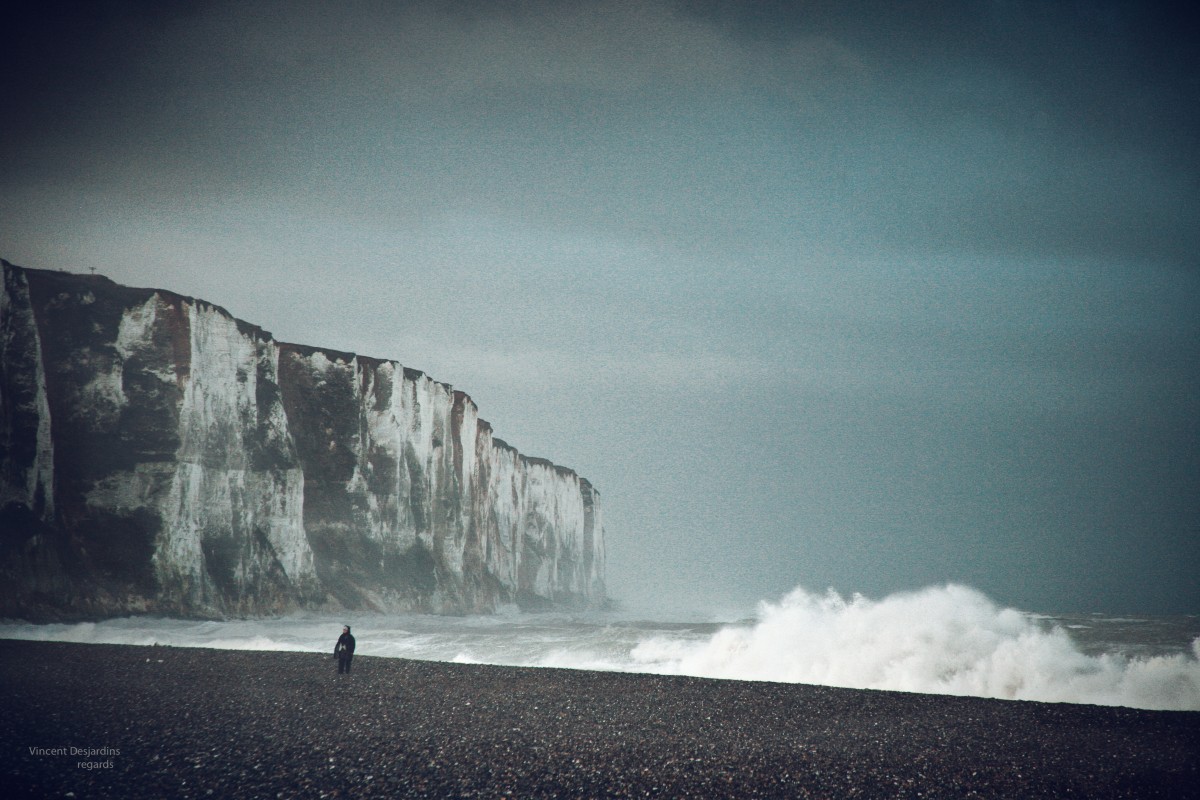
xmin=2 ymin=639 xmax=1196 ymax=798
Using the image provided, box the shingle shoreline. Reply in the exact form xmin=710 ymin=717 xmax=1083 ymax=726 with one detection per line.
xmin=2 ymin=639 xmax=1197 ymax=798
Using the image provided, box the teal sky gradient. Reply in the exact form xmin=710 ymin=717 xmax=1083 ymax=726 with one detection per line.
xmin=3 ymin=0 xmax=1197 ymax=613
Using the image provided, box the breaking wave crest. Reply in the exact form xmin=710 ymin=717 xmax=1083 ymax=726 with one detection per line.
xmin=622 ymin=584 xmax=1200 ymax=710
xmin=2 ymin=584 xmax=1197 ymax=710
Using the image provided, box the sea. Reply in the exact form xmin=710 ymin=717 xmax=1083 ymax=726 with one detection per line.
xmin=3 ymin=584 xmax=1197 ymax=712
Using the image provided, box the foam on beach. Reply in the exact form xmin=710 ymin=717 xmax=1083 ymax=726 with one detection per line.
xmin=4 ymin=584 xmax=1196 ymax=711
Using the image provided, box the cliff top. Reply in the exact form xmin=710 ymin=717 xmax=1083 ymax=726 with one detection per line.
xmin=3 ymin=258 xmax=590 ymax=489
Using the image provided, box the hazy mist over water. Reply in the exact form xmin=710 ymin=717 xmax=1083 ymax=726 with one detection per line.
xmin=5 ymin=584 xmax=1197 ymax=712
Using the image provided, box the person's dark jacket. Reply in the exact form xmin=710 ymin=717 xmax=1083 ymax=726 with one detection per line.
xmin=335 ymin=630 xmax=356 ymax=657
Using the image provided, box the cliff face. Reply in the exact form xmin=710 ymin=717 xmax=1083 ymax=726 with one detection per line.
xmin=0 ymin=260 xmax=604 ymax=620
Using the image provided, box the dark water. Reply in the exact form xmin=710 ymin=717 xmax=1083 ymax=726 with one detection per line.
xmin=1039 ymin=613 xmax=1200 ymax=659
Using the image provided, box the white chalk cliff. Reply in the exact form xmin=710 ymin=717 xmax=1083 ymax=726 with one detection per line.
xmin=0 ymin=260 xmax=604 ymax=619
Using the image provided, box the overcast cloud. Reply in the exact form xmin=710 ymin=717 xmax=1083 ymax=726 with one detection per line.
xmin=3 ymin=0 xmax=1197 ymax=614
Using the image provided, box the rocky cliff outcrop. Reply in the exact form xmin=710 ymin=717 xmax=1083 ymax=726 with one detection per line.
xmin=0 ymin=260 xmax=604 ymax=620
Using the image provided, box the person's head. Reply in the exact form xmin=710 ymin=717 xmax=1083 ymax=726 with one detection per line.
xmin=343 ymin=625 xmax=350 ymax=634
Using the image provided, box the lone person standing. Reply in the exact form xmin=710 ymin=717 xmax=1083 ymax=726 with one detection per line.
xmin=334 ymin=625 xmax=356 ymax=674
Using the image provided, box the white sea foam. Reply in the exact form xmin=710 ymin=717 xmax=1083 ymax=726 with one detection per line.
xmin=623 ymin=584 xmax=1200 ymax=711
xmin=2 ymin=584 xmax=1197 ymax=711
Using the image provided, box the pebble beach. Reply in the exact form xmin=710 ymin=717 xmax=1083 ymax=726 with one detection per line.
xmin=2 ymin=639 xmax=1197 ymax=798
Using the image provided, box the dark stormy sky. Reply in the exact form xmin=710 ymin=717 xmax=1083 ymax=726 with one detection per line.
xmin=3 ymin=1 xmax=1197 ymax=615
